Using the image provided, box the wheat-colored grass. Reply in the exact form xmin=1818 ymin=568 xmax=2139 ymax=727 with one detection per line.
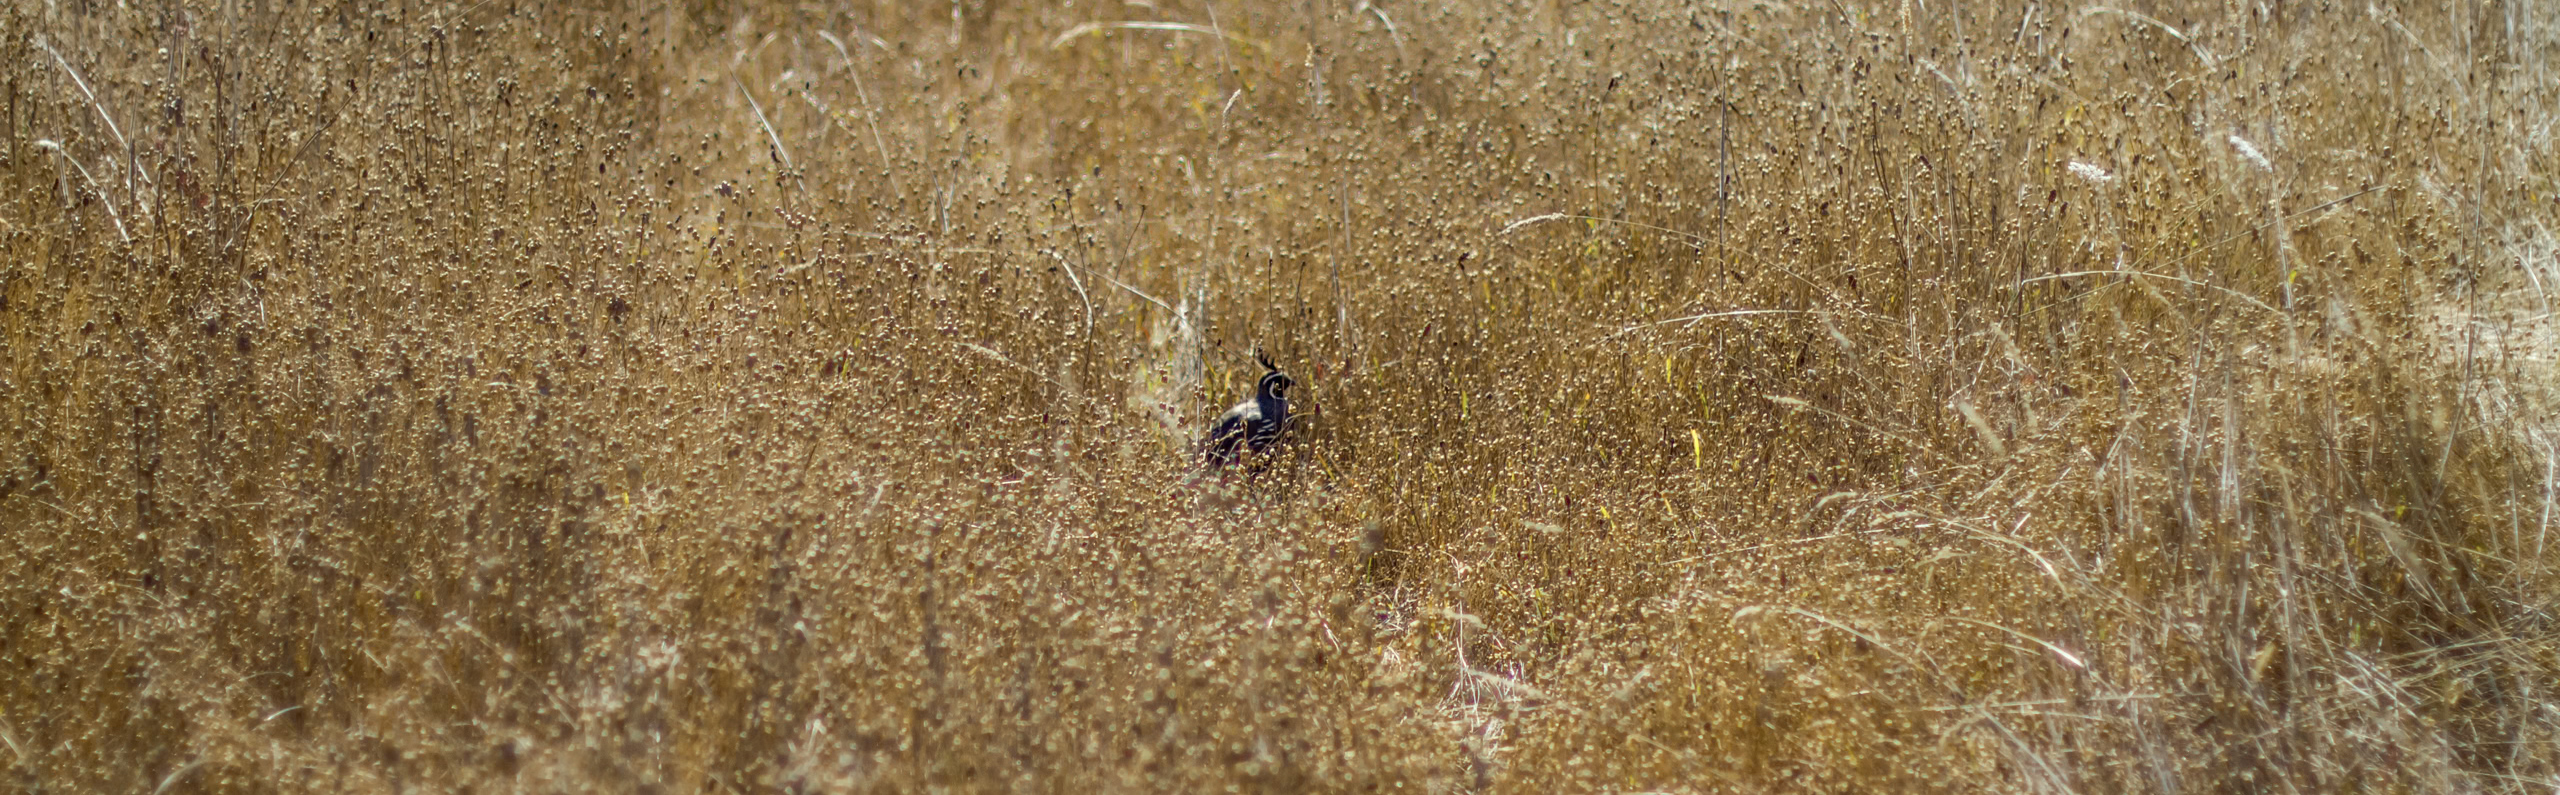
xmin=5 ymin=1 xmax=2557 ymax=791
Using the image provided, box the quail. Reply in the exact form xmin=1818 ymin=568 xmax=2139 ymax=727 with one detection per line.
xmin=1202 ymin=352 xmax=1294 ymax=468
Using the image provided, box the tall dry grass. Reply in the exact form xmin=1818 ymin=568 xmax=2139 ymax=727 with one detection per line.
xmin=5 ymin=0 xmax=2558 ymax=791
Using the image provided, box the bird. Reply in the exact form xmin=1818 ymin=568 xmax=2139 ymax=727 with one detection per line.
xmin=1201 ymin=351 xmax=1294 ymax=468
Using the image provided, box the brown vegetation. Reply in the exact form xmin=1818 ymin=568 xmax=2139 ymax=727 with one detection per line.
xmin=5 ymin=0 xmax=2558 ymax=791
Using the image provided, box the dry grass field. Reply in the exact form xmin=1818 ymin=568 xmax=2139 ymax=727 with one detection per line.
xmin=6 ymin=0 xmax=2560 ymax=791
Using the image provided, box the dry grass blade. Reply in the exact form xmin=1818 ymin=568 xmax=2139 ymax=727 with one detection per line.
xmin=1050 ymin=21 xmax=1267 ymax=51
xmin=734 ymin=75 xmax=794 ymax=171
xmin=30 ymin=139 xmax=128 ymax=242
xmin=33 ymin=38 xmax=140 ymax=198
xmin=2079 ymin=7 xmax=2219 ymax=67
